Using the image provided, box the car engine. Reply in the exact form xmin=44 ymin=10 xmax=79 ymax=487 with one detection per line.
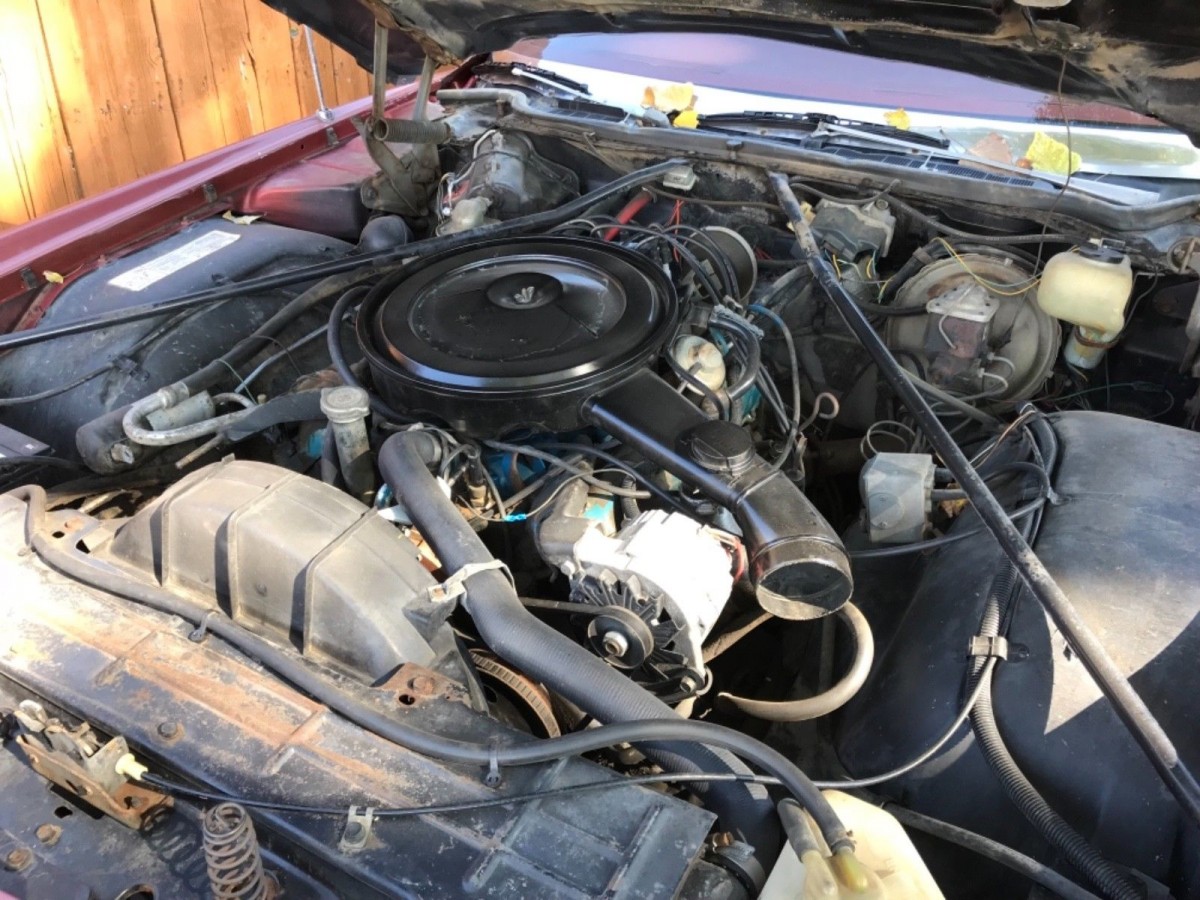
xmin=0 ymin=75 xmax=1199 ymax=900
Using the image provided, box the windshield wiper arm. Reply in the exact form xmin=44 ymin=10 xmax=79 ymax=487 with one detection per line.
xmin=708 ymin=113 xmax=1156 ymax=205
xmin=474 ymin=62 xmax=593 ymax=98
xmin=475 ymin=61 xmax=669 ymax=125
xmin=699 ymin=111 xmax=950 ymax=150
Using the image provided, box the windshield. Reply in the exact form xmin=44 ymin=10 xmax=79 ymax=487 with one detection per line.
xmin=495 ymin=33 xmax=1200 ymax=180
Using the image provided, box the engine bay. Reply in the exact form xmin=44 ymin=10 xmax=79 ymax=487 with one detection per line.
xmin=1 ymin=70 xmax=1199 ymax=900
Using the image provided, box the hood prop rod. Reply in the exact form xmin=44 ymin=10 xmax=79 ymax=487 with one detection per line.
xmin=372 ymin=21 xmax=389 ymax=122
xmin=768 ymin=170 xmax=1200 ymax=829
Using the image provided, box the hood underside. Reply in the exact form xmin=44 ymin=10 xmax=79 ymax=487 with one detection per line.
xmin=266 ymin=0 xmax=1200 ymax=141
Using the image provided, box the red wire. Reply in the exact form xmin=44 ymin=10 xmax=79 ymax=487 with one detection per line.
xmin=602 ymin=189 xmax=654 ymax=241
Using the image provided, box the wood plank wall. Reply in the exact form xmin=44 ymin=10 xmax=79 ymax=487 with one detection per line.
xmin=0 ymin=0 xmax=371 ymax=229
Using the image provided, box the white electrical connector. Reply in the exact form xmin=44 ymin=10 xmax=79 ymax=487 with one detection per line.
xmin=662 ymin=165 xmax=697 ymax=192
xmin=114 ymin=752 xmax=149 ymax=782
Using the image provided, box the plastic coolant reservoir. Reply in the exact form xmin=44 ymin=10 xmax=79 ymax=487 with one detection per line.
xmin=1036 ymin=245 xmax=1133 ymax=369
xmin=761 ymin=792 xmax=945 ymax=899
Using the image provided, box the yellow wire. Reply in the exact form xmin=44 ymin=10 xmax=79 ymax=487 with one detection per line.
xmin=934 ymin=238 xmax=1041 ymax=297
xmin=830 ymin=255 xmax=843 ymax=279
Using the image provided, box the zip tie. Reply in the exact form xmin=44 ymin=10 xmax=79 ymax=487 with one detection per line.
xmin=423 ymin=559 xmax=513 ymax=605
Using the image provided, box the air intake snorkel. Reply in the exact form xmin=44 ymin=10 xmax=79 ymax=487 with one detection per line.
xmin=584 ymin=369 xmax=852 ymax=620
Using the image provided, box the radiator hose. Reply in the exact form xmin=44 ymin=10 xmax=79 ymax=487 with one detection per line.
xmin=378 ymin=429 xmax=783 ymax=880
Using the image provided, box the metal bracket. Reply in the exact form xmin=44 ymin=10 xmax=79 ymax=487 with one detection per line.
xmin=927 ymin=282 xmax=999 ymax=324
xmin=188 ymin=610 xmax=219 ymax=643
xmin=12 ymin=702 xmax=171 ymax=829
xmin=484 ymin=741 xmax=503 ymax=788
xmin=339 ymin=805 xmax=376 ymax=852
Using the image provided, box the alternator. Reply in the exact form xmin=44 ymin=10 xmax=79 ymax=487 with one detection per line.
xmin=564 ymin=510 xmax=734 ymax=692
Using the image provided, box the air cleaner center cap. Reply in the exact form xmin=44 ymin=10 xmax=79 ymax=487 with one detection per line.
xmin=487 ymin=272 xmax=562 ymax=309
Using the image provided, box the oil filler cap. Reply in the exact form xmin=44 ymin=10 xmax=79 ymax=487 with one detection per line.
xmin=682 ymin=420 xmax=755 ymax=477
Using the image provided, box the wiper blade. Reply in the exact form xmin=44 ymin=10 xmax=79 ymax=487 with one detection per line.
xmin=475 ymin=61 xmax=669 ymax=125
xmin=698 ymin=111 xmax=950 ymax=150
xmin=473 ymin=62 xmax=592 ymax=98
xmin=700 ymin=111 xmax=1156 ymax=204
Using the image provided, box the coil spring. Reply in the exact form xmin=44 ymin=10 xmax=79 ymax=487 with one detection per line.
xmin=202 ymin=802 xmax=272 ymax=900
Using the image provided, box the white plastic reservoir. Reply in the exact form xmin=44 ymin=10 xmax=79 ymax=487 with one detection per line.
xmin=761 ymin=791 xmax=945 ymax=899
xmin=1037 ymin=245 xmax=1133 ymax=368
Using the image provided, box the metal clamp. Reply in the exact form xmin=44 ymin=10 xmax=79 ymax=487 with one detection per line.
xmin=484 ymin=740 xmax=503 ymax=788
xmin=968 ymin=635 xmax=1009 ymax=660
xmin=188 ymin=610 xmax=220 ymax=643
xmin=422 ymin=560 xmax=513 ymax=605
xmin=339 ymin=806 xmax=376 ymax=853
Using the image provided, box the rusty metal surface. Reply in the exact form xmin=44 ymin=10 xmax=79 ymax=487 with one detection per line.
xmin=0 ymin=702 xmax=333 ymax=900
xmin=15 ymin=734 xmax=172 ymax=829
xmin=0 ymin=495 xmax=715 ymax=898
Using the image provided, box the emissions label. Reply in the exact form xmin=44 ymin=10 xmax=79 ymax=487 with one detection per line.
xmin=109 ymin=230 xmax=240 ymax=291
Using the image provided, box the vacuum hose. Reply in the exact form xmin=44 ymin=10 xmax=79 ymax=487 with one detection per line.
xmin=717 ymin=602 xmax=873 ymax=722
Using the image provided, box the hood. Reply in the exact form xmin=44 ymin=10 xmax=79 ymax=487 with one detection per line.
xmin=266 ymin=0 xmax=1200 ymax=141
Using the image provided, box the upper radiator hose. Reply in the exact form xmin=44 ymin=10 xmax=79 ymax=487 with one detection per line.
xmin=378 ymin=429 xmax=781 ymax=883
xmin=584 ymin=369 xmax=852 ymax=620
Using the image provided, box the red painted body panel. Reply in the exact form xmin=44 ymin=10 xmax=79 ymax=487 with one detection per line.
xmin=0 ymin=87 xmax=418 ymax=326
xmin=237 ymin=136 xmax=381 ymax=240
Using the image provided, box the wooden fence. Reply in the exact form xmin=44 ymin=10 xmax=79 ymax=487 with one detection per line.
xmin=0 ymin=0 xmax=371 ymax=228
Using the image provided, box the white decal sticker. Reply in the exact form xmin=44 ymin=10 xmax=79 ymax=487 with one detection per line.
xmin=109 ymin=231 xmax=241 ymax=291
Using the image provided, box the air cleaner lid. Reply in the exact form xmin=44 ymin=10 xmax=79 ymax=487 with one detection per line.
xmin=365 ymin=237 xmax=676 ymax=392
xmin=355 ymin=236 xmax=678 ymax=435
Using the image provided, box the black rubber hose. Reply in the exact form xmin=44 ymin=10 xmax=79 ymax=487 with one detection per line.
xmin=664 ymin=344 xmax=730 ymax=420
xmin=886 ymin=804 xmax=1101 ymax=900
xmin=370 ymin=116 xmax=452 ymax=144
xmin=770 ymin=171 xmax=1200 ymax=828
xmin=74 ymin=267 xmax=396 ymax=471
xmin=10 ymin=482 xmax=851 ymax=860
xmin=618 ymin=474 xmax=641 ymax=522
xmin=971 ymin=565 xmax=1144 ymax=900
xmin=181 ymin=267 xmax=387 ymax=395
xmin=884 ymin=196 xmax=1080 ymax=246
xmin=0 ymin=159 xmax=685 ymax=355
xmin=379 ymin=430 xmax=793 ymax=865
xmin=326 ymin=285 xmax=414 ymax=422
xmin=716 ymin=602 xmax=873 ymax=722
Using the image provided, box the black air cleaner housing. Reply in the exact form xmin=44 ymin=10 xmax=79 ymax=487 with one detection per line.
xmin=356 ymin=236 xmax=678 ymax=436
